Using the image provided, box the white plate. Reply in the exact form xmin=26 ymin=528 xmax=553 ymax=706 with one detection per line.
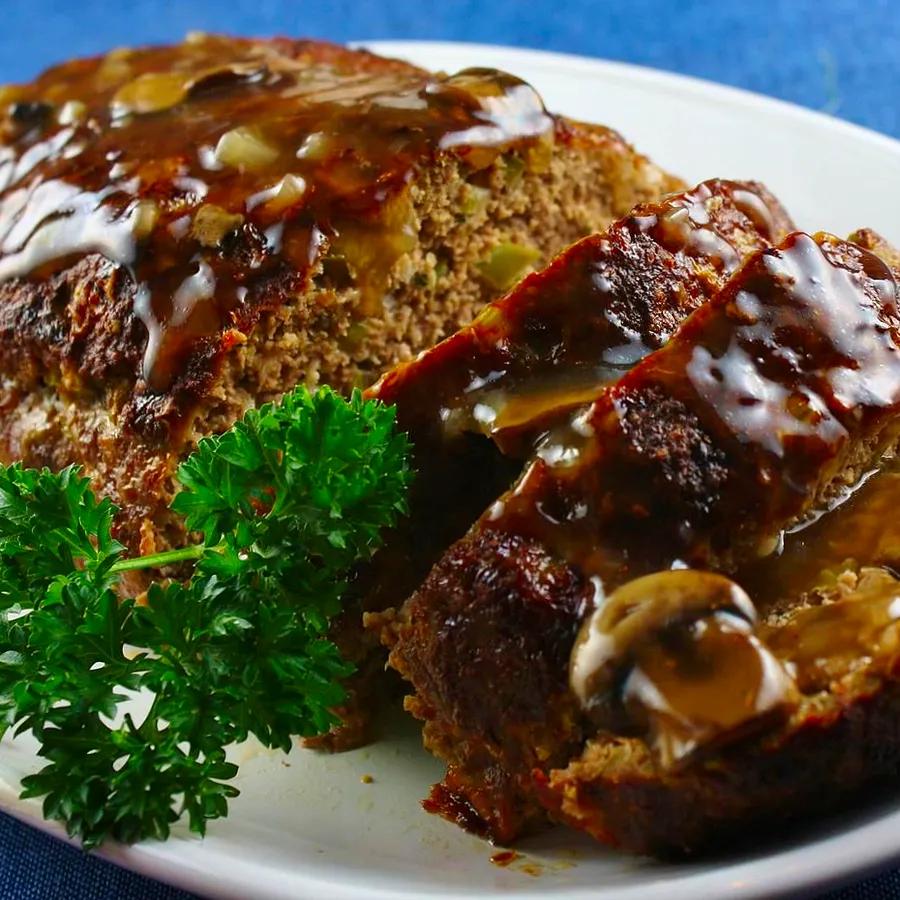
xmin=4 ymin=40 xmax=900 ymax=900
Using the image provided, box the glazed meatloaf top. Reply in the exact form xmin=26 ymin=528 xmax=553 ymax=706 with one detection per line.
xmin=0 ymin=34 xmax=572 ymax=444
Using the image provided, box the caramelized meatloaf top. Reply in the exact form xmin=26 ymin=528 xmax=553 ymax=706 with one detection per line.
xmin=0 ymin=34 xmax=601 ymax=446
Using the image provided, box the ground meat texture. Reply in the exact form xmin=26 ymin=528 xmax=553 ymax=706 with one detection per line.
xmin=379 ymin=530 xmax=590 ymax=841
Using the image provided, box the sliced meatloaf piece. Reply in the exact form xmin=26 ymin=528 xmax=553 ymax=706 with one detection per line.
xmin=364 ymin=179 xmax=793 ymax=613
xmin=541 ymin=451 xmax=900 ymax=856
xmin=379 ymin=229 xmax=900 ymax=849
xmin=349 ymin=178 xmax=790 ymax=751
xmin=0 ymin=33 xmax=682 ymax=562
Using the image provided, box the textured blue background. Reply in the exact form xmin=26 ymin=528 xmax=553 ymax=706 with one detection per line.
xmin=1 ymin=1 xmax=899 ymax=898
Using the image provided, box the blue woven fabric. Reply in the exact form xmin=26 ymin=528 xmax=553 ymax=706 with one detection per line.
xmin=1 ymin=1 xmax=899 ymax=897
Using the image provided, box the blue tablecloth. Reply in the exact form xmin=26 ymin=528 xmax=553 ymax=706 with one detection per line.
xmin=0 ymin=2 xmax=898 ymax=897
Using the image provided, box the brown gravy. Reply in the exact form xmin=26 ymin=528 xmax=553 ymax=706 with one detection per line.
xmin=0 ymin=36 xmax=555 ymax=390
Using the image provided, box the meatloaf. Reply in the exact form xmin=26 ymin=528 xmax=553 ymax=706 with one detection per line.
xmin=364 ymin=179 xmax=794 ymax=615
xmin=0 ymin=33 xmax=681 ymax=564
xmin=376 ymin=226 xmax=900 ymax=853
xmin=354 ymin=178 xmax=791 ymax=751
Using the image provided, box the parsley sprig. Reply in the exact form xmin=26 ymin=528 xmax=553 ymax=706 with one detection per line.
xmin=0 ymin=387 xmax=411 ymax=848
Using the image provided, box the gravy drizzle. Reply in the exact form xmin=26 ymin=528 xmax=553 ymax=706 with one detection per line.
xmin=548 ymin=232 xmax=900 ymax=766
xmin=0 ymin=36 xmax=555 ymax=389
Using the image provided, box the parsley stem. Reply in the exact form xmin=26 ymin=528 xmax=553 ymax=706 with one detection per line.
xmin=110 ymin=544 xmax=207 ymax=573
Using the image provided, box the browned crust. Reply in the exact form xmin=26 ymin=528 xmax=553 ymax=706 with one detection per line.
xmin=536 ymin=669 xmax=900 ymax=856
xmin=379 ymin=529 xmax=588 ymax=840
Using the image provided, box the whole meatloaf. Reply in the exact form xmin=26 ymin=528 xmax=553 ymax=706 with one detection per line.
xmin=376 ymin=225 xmax=900 ymax=853
xmin=0 ymin=33 xmax=681 ymax=561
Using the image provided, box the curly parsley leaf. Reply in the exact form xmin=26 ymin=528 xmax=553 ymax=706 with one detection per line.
xmin=0 ymin=386 xmax=411 ymax=848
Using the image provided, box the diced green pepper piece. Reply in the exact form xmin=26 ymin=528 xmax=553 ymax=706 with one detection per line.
xmin=343 ymin=321 xmax=368 ymax=349
xmin=503 ymin=154 xmax=525 ymax=185
xmin=477 ymin=242 xmax=541 ymax=292
xmin=461 ymin=184 xmax=491 ymax=217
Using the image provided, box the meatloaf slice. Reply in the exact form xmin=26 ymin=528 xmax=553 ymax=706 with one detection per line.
xmin=0 ymin=34 xmax=682 ymax=562
xmin=350 ymin=179 xmax=790 ymax=752
xmin=380 ymin=230 xmax=900 ymax=848
xmin=541 ymin=450 xmax=900 ymax=856
xmin=364 ymin=179 xmax=793 ymax=614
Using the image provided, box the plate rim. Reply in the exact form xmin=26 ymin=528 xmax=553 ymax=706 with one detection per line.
xmin=363 ymin=39 xmax=900 ymax=159
xmin=4 ymin=38 xmax=900 ymax=900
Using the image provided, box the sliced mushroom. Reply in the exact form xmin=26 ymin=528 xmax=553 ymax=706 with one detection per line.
xmin=570 ymin=570 xmax=756 ymax=704
xmin=570 ymin=569 xmax=798 ymax=769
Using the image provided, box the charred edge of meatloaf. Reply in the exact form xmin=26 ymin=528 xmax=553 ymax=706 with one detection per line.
xmin=539 ymin=566 xmax=900 ymax=856
xmin=380 ymin=429 xmax=900 ymax=844
xmin=374 ymin=529 xmax=590 ymax=839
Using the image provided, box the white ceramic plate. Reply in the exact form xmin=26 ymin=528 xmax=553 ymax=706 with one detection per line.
xmin=3 ymin=40 xmax=900 ymax=900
